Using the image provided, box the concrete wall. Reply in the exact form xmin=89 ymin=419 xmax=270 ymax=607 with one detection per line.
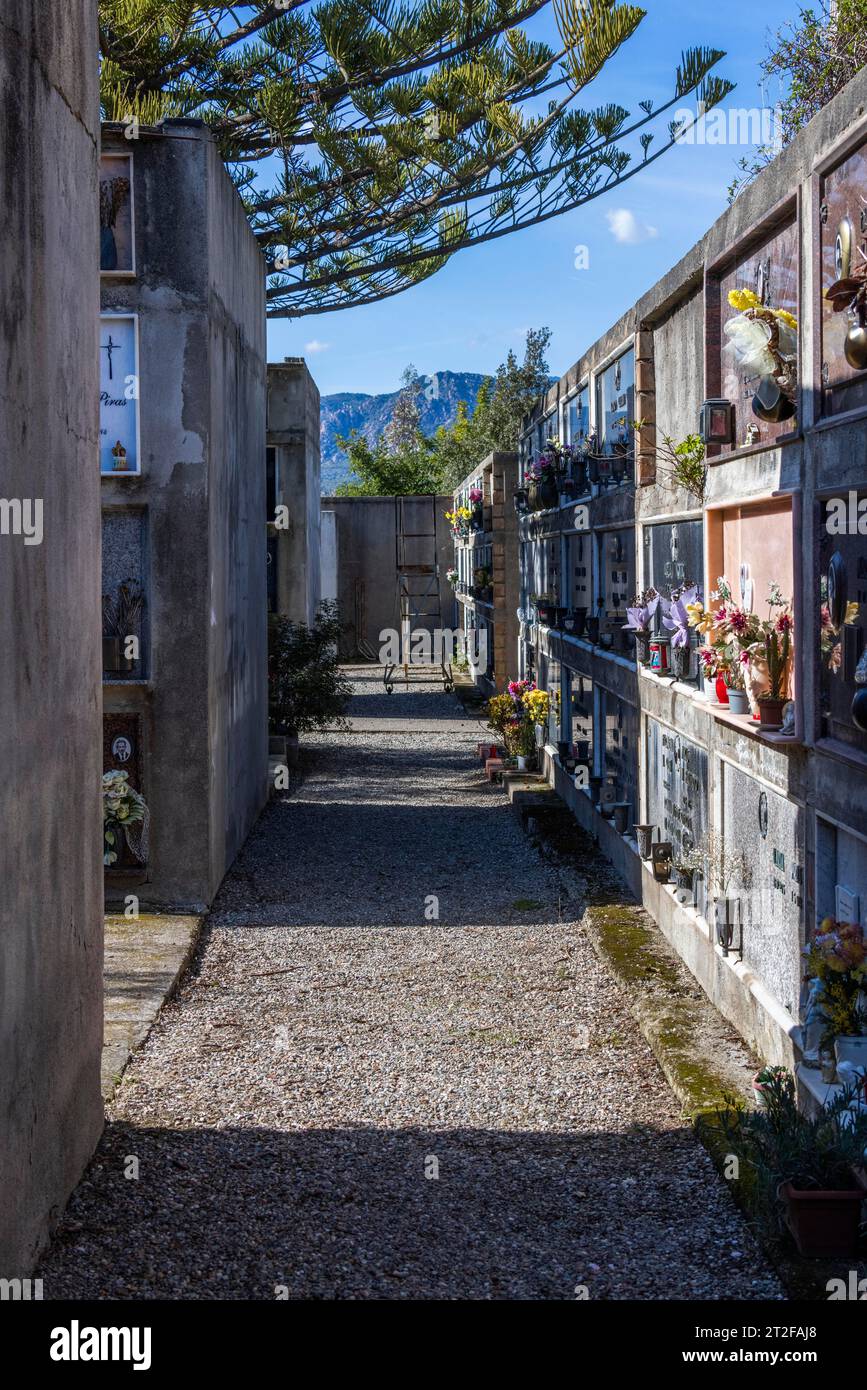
xmin=320 ymin=509 xmax=337 ymax=604
xmin=101 ymin=122 xmax=267 ymax=909
xmin=267 ymin=359 xmax=321 ymax=625
xmin=0 ymin=0 xmax=104 ymax=1272
xmin=205 ymin=136 xmax=269 ymax=893
xmin=327 ymin=495 xmax=453 ymax=659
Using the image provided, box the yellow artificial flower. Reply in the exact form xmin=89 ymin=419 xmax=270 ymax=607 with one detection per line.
xmin=686 ymin=601 xmax=714 ymax=635
xmin=523 ymin=689 xmax=550 ymax=725
xmin=728 ymin=287 xmax=761 ymax=312
xmin=775 ymin=308 xmax=798 ymax=330
xmin=845 ymin=601 xmax=860 ymax=625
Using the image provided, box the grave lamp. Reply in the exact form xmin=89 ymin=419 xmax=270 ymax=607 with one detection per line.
xmin=699 ymin=398 xmax=735 ymax=446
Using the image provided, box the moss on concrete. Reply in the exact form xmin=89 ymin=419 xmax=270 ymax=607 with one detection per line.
xmin=583 ymin=903 xmax=747 ymax=1122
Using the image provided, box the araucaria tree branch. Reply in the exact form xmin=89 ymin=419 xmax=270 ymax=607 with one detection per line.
xmin=99 ymin=1 xmax=733 ymax=316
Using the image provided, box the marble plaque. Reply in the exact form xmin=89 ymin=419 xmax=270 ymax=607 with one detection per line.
xmin=646 ymin=720 xmax=708 ymax=860
xmin=722 ymin=762 xmax=804 ymax=1016
xmin=643 ymin=520 xmax=703 ymax=614
xmin=602 ymin=689 xmax=639 ymax=822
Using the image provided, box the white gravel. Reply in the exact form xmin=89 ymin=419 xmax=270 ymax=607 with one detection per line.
xmin=40 ymin=667 xmax=783 ymax=1300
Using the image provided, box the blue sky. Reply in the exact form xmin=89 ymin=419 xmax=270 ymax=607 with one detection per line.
xmin=267 ymin=0 xmax=799 ymax=396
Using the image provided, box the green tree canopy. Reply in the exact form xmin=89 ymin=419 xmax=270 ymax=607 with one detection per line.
xmin=335 ymin=326 xmax=550 ymax=492
xmin=99 ymin=1 xmax=733 ymax=316
xmin=729 ymin=1 xmax=867 ymax=200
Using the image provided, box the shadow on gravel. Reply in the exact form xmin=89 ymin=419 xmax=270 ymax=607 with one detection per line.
xmin=38 ymin=1121 xmax=776 ymax=1300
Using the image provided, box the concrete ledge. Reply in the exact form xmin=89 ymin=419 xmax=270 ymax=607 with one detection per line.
xmin=582 ymin=903 xmax=759 ymax=1119
xmin=102 ymin=913 xmax=203 ymax=1098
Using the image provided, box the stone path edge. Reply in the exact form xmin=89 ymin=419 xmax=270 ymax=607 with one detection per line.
xmin=102 ymin=913 xmax=204 ymax=1100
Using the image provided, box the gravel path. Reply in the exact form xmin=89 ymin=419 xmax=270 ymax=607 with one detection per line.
xmin=41 ymin=667 xmax=782 ymax=1300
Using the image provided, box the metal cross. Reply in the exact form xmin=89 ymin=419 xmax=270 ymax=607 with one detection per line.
xmin=101 ymin=334 xmax=119 ymax=381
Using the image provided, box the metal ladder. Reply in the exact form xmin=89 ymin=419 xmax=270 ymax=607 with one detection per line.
xmin=383 ymin=496 xmax=453 ymax=693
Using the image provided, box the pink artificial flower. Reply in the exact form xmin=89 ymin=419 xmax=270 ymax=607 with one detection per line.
xmin=775 ymin=612 xmax=793 ymax=634
xmin=712 ymin=606 xmax=729 ymax=626
xmin=726 ymin=607 xmax=749 ymax=635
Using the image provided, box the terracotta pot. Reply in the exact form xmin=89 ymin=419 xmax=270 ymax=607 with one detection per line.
xmin=758 ymin=696 xmax=786 ymax=730
xmin=780 ymin=1182 xmax=865 ymax=1258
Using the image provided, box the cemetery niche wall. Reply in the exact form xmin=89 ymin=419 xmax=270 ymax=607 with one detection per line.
xmin=517 ymin=70 xmax=867 ymax=1069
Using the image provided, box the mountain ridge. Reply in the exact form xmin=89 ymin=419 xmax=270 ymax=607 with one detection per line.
xmin=320 ymin=369 xmax=488 ymax=494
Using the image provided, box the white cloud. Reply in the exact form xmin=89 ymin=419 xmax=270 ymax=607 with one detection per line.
xmin=605 ymin=208 xmax=658 ymax=245
xmin=304 ymin=339 xmax=331 ymax=354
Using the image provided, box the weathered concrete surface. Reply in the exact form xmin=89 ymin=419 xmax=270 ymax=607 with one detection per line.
xmin=267 ymin=359 xmax=321 ymax=624
xmin=327 ymin=496 xmax=456 ymax=658
xmin=0 ymin=0 xmax=104 ymax=1273
xmin=102 ymin=915 xmax=203 ymax=1098
xmin=101 ymin=123 xmax=268 ymax=910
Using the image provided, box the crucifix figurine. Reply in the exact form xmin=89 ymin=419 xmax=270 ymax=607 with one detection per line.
xmin=101 ymin=333 xmax=119 ymax=381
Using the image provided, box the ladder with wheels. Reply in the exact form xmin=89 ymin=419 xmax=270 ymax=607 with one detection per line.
xmin=383 ymin=496 xmax=453 ymax=694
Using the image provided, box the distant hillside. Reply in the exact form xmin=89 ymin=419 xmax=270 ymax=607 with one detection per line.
xmin=320 ymin=370 xmax=488 ymax=494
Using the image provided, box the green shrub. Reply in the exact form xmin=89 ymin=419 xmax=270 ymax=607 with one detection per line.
xmin=268 ymin=601 xmax=353 ymax=737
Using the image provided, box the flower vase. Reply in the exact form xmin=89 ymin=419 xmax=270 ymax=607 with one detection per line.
xmin=746 ymin=655 xmax=770 ymax=717
xmin=715 ymin=676 xmax=729 ymax=706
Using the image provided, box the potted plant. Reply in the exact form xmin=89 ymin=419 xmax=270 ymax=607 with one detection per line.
xmin=102 ymin=769 xmax=149 ymax=867
xmin=488 ymin=681 xmax=548 ymax=772
xmin=468 ymin=484 xmax=484 ymax=530
xmin=686 ymin=831 xmax=751 ymax=956
xmin=751 ymin=583 xmax=792 ymax=730
xmin=623 ymin=590 xmax=659 ymax=664
xmin=716 ymin=1068 xmax=867 ymax=1259
xmin=446 ymin=568 xmax=459 ymax=587
xmin=102 ymin=580 xmax=145 ymax=676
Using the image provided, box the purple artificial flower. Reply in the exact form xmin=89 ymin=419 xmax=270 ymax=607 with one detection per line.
xmin=623 ymin=592 xmax=660 ymax=633
xmin=661 ymin=586 xmax=699 ymax=649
